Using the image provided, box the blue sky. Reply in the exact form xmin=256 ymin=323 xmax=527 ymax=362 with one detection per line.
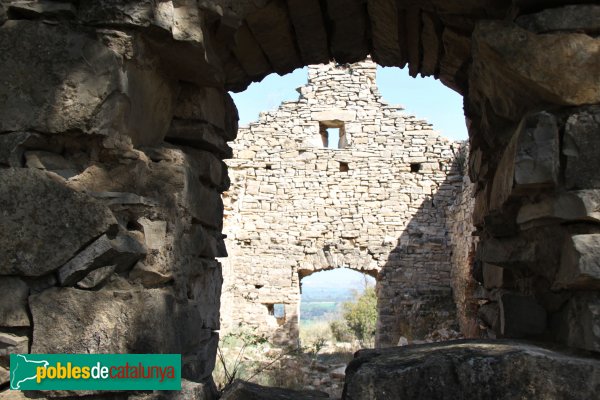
xmin=230 ymin=66 xmax=468 ymax=141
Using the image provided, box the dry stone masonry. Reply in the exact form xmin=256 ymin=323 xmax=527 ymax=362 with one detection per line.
xmin=0 ymin=0 xmax=599 ymax=399
xmin=220 ymin=59 xmax=466 ymax=347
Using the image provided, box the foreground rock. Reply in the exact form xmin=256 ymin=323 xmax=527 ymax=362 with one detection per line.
xmin=343 ymin=340 xmax=600 ymax=400
xmin=221 ymin=380 xmax=329 ymax=400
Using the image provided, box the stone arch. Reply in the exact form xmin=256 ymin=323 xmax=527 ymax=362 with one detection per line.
xmin=0 ymin=1 xmax=599 ymax=397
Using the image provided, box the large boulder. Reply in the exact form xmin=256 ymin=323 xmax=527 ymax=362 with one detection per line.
xmin=343 ymin=340 xmax=600 ymax=400
xmin=0 ymin=168 xmax=117 ymax=276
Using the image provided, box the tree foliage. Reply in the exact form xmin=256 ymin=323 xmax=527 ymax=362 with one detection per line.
xmin=341 ymin=286 xmax=377 ymax=347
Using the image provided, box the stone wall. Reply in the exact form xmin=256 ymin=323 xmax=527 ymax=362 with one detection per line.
xmin=220 ymin=60 xmax=465 ymax=347
xmin=1 ymin=0 xmax=599 ymax=398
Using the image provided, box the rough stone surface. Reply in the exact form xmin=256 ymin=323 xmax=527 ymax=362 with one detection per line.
xmin=221 ymin=60 xmax=465 ymax=347
xmin=499 ymin=293 xmax=546 ymax=338
xmin=57 ymin=232 xmax=147 ymax=286
xmin=343 ymin=340 xmax=600 ymax=400
xmin=516 ymin=5 xmax=600 ymax=34
xmin=221 ymin=380 xmax=329 ymax=400
xmin=554 ymin=234 xmax=600 ymax=290
xmin=0 ymin=168 xmax=118 ymax=276
xmin=0 ymin=277 xmax=30 ymax=327
xmin=563 ymin=106 xmax=600 ymax=190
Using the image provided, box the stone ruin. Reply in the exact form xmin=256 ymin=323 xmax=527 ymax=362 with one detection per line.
xmin=220 ymin=59 xmax=469 ymax=347
xmin=0 ymin=0 xmax=599 ymax=399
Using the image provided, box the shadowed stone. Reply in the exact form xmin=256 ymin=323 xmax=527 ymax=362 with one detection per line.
xmin=221 ymin=380 xmax=329 ymax=400
xmin=0 ymin=168 xmax=118 ymax=276
xmin=499 ymin=293 xmax=546 ymax=338
xmin=343 ymin=340 xmax=600 ymax=400
xmin=553 ymin=234 xmax=600 ymax=290
xmin=58 ymin=233 xmax=147 ymax=287
xmin=0 ymin=277 xmax=30 ymax=327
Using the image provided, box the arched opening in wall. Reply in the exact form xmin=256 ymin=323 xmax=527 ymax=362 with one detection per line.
xmin=221 ymin=59 xmax=472 ymax=359
xmin=299 ymin=268 xmax=377 ymax=349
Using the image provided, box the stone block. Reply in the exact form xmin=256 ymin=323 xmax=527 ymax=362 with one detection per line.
xmin=558 ymin=291 xmax=600 ymax=352
xmin=516 ymin=5 xmax=600 ymax=34
xmin=30 ymin=286 xmax=218 ymax=363
xmin=481 ymin=237 xmax=536 ymax=269
xmin=185 ymin=178 xmax=224 ymax=230
xmin=343 ymin=340 xmax=600 ymax=400
xmin=311 ymin=110 xmax=356 ymax=122
xmin=0 ymin=332 xmax=28 ymax=358
xmin=166 ymin=120 xmax=233 ymax=159
xmin=490 ymin=112 xmax=559 ymax=210
xmin=58 ymin=232 xmax=147 ymax=287
xmin=517 ymin=190 xmax=600 ymax=227
xmin=553 ymin=234 xmax=600 ymax=290
xmin=0 ymin=168 xmax=118 ymax=276
xmin=471 ymin=21 xmax=600 ymax=120
xmin=563 ymin=106 xmax=600 ymax=190
xmin=0 ymin=277 xmax=30 ymax=327
xmin=483 ymin=263 xmax=507 ymax=289
xmin=0 ymin=20 xmax=176 ymax=146
xmin=499 ymin=293 xmax=546 ymax=338
xmin=76 ymin=265 xmax=117 ymax=290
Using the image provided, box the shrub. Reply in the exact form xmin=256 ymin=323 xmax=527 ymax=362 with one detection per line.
xmin=342 ymin=286 xmax=377 ymax=347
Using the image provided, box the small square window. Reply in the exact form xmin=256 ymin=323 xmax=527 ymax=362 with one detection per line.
xmin=410 ymin=163 xmax=422 ymax=173
xmin=339 ymin=162 xmax=349 ymax=172
xmin=319 ymin=122 xmax=347 ymax=149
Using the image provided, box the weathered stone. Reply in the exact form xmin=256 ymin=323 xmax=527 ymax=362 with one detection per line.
xmin=0 ymin=132 xmax=53 ymax=168
xmin=518 ymin=190 xmax=600 ymax=228
xmin=174 ymin=85 xmax=228 ymax=131
xmin=326 ymin=0 xmax=369 ymax=63
xmin=129 ymin=261 xmax=173 ymax=287
xmin=343 ymin=340 xmax=600 ymax=400
xmin=0 ymin=277 xmax=30 ymax=327
xmin=6 ymin=0 xmax=76 ymax=18
xmin=232 ymin=23 xmax=272 ymax=79
xmin=0 ymin=365 xmax=8 ymax=386
xmin=25 ymin=150 xmax=79 ymax=179
xmin=553 ymin=234 xmax=600 ymax=290
xmin=138 ymin=218 xmax=167 ymax=250
xmin=439 ymin=28 xmax=471 ymax=93
xmin=0 ymin=20 xmax=176 ymax=146
xmin=481 ymin=237 xmax=536 ymax=269
xmin=166 ymin=120 xmax=233 ymax=159
xmin=0 ymin=332 xmax=28 ymax=357
xmin=78 ymin=0 xmax=153 ymax=26
xmin=367 ymin=0 xmax=404 ymax=67
xmin=0 ymin=21 xmax=120 ymax=135
xmin=311 ymin=110 xmax=356 ymax=122
xmin=0 ymin=168 xmax=118 ymax=276
xmin=558 ymin=291 xmax=600 ymax=352
xmin=471 ymin=21 xmax=600 ymax=120
xmin=482 ymin=263 xmax=507 ymax=289
xmin=185 ymin=179 xmax=224 ymax=230
xmin=563 ymin=106 xmax=600 ymax=190
xmin=420 ymin=12 xmax=442 ymax=77
xmin=76 ymin=265 xmax=117 ymax=290
xmin=30 ymin=286 xmax=217 ymax=362
xmin=58 ymin=233 xmax=147 ymax=287
xmin=499 ymin=293 xmax=546 ymax=338
xmin=287 ymin=0 xmax=329 ymax=65
xmin=245 ymin=1 xmax=302 ymax=75
xmin=478 ymin=302 xmax=500 ymax=334
xmin=516 ymin=5 xmax=600 ymax=34
xmin=491 ymin=112 xmax=559 ymax=210
xmin=90 ymin=191 xmax=159 ymax=207
xmin=221 ymin=380 xmax=329 ymax=400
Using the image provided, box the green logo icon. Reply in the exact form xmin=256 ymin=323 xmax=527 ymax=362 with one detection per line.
xmin=10 ymin=354 xmax=181 ymax=391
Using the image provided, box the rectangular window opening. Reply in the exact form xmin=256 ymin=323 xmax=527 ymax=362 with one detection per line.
xmin=339 ymin=162 xmax=349 ymax=172
xmin=410 ymin=163 xmax=422 ymax=173
xmin=319 ymin=122 xmax=347 ymax=149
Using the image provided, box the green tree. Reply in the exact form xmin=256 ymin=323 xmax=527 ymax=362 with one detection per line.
xmin=342 ymin=286 xmax=377 ymax=347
